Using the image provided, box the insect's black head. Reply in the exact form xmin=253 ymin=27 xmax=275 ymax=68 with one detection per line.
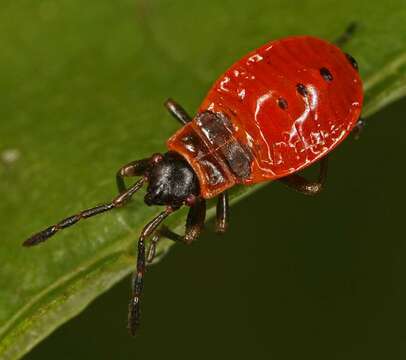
xmin=144 ymin=152 xmax=200 ymax=207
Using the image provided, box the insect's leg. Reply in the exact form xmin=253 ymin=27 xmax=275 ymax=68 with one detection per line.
xmin=334 ymin=22 xmax=358 ymax=47
xmin=279 ymin=156 xmax=328 ymax=196
xmin=352 ymin=117 xmax=365 ymax=140
xmin=23 ymin=178 xmax=145 ymax=247
xmin=159 ymin=198 xmax=206 ymax=245
xmin=146 ymin=198 xmax=206 ymax=263
xmin=146 ymin=232 xmax=161 ymax=263
xmin=164 ymin=98 xmax=192 ymax=125
xmin=128 ymin=206 xmax=175 ymax=336
xmin=216 ymin=191 xmax=229 ymax=233
xmin=116 ymin=157 xmax=150 ymax=194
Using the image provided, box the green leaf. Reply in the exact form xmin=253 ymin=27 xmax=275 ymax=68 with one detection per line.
xmin=0 ymin=0 xmax=405 ymax=358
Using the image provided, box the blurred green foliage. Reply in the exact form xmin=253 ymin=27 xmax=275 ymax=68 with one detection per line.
xmin=0 ymin=0 xmax=406 ymax=359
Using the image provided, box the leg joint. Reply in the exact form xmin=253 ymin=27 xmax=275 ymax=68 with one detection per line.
xmin=303 ymin=182 xmax=323 ymax=196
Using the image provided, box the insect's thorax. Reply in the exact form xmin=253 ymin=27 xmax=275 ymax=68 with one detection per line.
xmin=167 ymin=111 xmax=252 ymax=199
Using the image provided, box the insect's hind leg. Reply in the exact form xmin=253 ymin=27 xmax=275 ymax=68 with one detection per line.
xmin=334 ymin=22 xmax=358 ymax=47
xmin=164 ymin=98 xmax=192 ymax=125
xmin=279 ymin=156 xmax=328 ymax=196
xmin=146 ymin=197 xmax=206 ymax=263
xmin=352 ymin=117 xmax=365 ymax=140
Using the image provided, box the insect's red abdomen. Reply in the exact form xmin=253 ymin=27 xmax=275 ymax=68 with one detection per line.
xmin=168 ymin=36 xmax=363 ymax=199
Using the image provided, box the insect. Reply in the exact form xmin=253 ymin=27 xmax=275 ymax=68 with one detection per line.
xmin=23 ymin=25 xmax=363 ymax=335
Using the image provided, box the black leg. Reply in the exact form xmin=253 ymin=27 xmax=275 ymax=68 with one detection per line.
xmin=216 ymin=191 xmax=229 ymax=233
xmin=146 ymin=198 xmax=206 ymax=263
xmin=116 ymin=158 xmax=150 ymax=194
xmin=23 ymin=178 xmax=145 ymax=247
xmin=146 ymin=232 xmax=161 ymax=264
xmin=164 ymin=98 xmax=192 ymax=125
xmin=128 ymin=206 xmax=175 ymax=336
xmin=279 ymin=156 xmax=328 ymax=196
xmin=334 ymin=22 xmax=358 ymax=47
xmin=352 ymin=117 xmax=365 ymax=140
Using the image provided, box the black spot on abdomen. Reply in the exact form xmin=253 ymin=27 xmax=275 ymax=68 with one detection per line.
xmin=320 ymin=67 xmax=333 ymax=81
xmin=345 ymin=53 xmax=359 ymax=71
xmin=296 ymin=83 xmax=308 ymax=97
xmin=277 ymin=97 xmax=288 ymax=110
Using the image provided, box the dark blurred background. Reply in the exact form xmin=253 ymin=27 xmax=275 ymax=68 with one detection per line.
xmin=26 ymin=99 xmax=406 ymax=359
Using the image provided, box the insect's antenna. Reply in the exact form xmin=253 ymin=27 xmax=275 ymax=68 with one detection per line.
xmin=128 ymin=206 xmax=177 ymax=336
xmin=23 ymin=177 xmax=145 ymax=247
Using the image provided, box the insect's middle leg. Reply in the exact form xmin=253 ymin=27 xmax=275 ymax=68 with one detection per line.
xmin=279 ymin=156 xmax=328 ymax=196
xmin=216 ymin=191 xmax=229 ymax=233
xmin=147 ymin=197 xmax=206 ymax=262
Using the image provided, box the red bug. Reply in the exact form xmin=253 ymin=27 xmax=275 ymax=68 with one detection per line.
xmin=23 ymin=26 xmax=363 ymax=335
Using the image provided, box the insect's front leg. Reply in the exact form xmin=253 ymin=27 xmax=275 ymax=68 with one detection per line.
xmin=116 ymin=158 xmax=151 ymax=193
xmin=146 ymin=197 xmax=206 ymax=263
xmin=128 ymin=206 xmax=175 ymax=336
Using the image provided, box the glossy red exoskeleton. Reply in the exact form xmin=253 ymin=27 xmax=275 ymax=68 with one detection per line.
xmin=23 ymin=25 xmax=363 ymax=335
